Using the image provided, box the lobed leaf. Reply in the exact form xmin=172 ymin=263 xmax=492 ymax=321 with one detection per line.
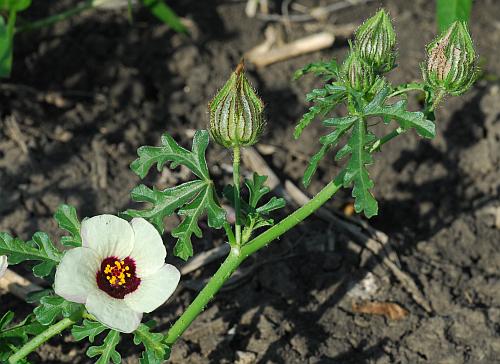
xmin=302 ymin=116 xmax=357 ymax=187
xmin=364 ymin=86 xmax=436 ymax=138
xmin=87 ymin=330 xmax=121 ymax=364
xmin=294 ymin=59 xmax=340 ymax=80
xmin=54 ymin=204 xmax=82 ymax=247
xmin=34 ymin=295 xmax=83 ymax=325
xmin=343 ymin=118 xmax=378 ymax=218
xmin=0 ymin=232 xmax=62 ymax=278
xmin=133 ymin=323 xmax=171 ymax=364
xmin=72 ymin=319 xmax=107 ymax=343
xmin=131 ymin=130 xmax=210 ymax=180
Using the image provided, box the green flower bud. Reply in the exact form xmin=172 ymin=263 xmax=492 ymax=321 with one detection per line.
xmin=209 ymin=61 xmax=265 ymax=148
xmin=342 ymin=51 xmax=375 ymax=92
xmin=355 ymin=9 xmax=396 ymax=73
xmin=422 ymin=21 xmax=477 ymax=96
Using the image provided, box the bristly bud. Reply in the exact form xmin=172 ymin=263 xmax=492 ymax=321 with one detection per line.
xmin=342 ymin=51 xmax=375 ymax=92
xmin=209 ymin=61 xmax=265 ymax=148
xmin=422 ymin=21 xmax=478 ymax=96
xmin=354 ymin=9 xmax=396 ymax=73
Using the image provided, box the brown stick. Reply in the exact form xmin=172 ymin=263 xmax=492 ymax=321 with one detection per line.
xmin=0 ymin=269 xmax=43 ymax=302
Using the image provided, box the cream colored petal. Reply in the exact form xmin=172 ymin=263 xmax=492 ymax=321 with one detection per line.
xmin=54 ymin=247 xmax=100 ymax=304
xmin=0 ymin=256 xmax=7 ymax=278
xmin=81 ymin=215 xmax=134 ymax=259
xmin=124 ymin=264 xmax=180 ymax=313
xmin=130 ymin=218 xmax=166 ymax=277
xmin=86 ymin=291 xmax=142 ymax=333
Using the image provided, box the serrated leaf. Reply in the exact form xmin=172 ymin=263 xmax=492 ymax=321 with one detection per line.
xmin=128 ymin=130 xmax=226 ymax=260
xmin=133 ymin=323 xmax=170 ymax=364
xmin=0 ymin=232 xmax=62 ymax=277
xmin=54 ymin=204 xmax=82 ymax=247
xmin=256 ymin=197 xmax=286 ymax=215
xmin=172 ymin=186 xmax=225 ymax=260
xmin=343 ymin=118 xmax=378 ymax=218
xmin=294 ymin=59 xmax=340 ymax=80
xmin=0 ymin=314 xmax=45 ymax=342
xmin=364 ymin=86 xmax=436 ymax=138
xmin=245 ymin=173 xmax=270 ymax=208
xmin=294 ymin=84 xmax=347 ymax=139
xmin=72 ymin=319 xmax=107 ymax=343
xmin=87 ymin=330 xmax=121 ymax=364
xmin=303 ymin=116 xmax=357 ymax=187
xmin=125 ymin=181 xmax=207 ymax=233
xmin=131 ymin=130 xmax=210 ymax=180
xmin=34 ymin=295 xmax=83 ymax=325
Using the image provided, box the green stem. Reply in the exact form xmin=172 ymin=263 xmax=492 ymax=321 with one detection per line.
xmin=369 ymin=126 xmax=404 ymax=153
xmin=233 ymin=146 xmax=242 ymax=246
xmin=164 ymin=174 xmax=344 ymax=346
xmin=15 ymin=1 xmax=94 ymax=34
xmin=164 ymin=247 xmax=243 ymax=345
xmin=8 ymin=318 xmax=75 ymax=364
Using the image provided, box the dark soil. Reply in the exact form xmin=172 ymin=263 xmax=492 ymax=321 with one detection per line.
xmin=1 ymin=0 xmax=500 ymax=363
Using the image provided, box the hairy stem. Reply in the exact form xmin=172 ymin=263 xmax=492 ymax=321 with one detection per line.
xmin=164 ymin=174 xmax=344 ymax=346
xmin=233 ymin=146 xmax=242 ymax=246
xmin=8 ymin=318 xmax=75 ymax=363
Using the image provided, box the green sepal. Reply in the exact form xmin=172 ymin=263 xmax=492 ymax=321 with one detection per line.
xmin=0 ymin=232 xmax=62 ymax=278
xmin=72 ymin=319 xmax=107 ymax=343
xmin=87 ymin=330 xmax=121 ymax=364
xmin=54 ymin=204 xmax=82 ymax=247
xmin=133 ymin=323 xmax=171 ymax=364
xmin=34 ymin=295 xmax=83 ymax=325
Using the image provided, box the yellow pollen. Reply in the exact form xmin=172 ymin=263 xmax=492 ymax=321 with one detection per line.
xmin=104 ymin=260 xmax=133 ymax=286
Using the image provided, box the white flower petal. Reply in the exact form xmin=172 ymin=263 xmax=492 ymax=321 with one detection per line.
xmin=86 ymin=291 xmax=142 ymax=333
xmin=130 ymin=218 xmax=166 ymax=277
xmin=0 ymin=256 xmax=7 ymax=278
xmin=54 ymin=247 xmax=100 ymax=304
xmin=124 ymin=264 xmax=180 ymax=313
xmin=81 ymin=215 xmax=134 ymax=259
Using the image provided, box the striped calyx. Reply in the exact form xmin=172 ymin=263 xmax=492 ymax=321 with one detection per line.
xmin=422 ymin=21 xmax=477 ymax=96
xmin=343 ymin=51 xmax=375 ymax=92
xmin=355 ymin=9 xmax=396 ymax=73
xmin=209 ymin=61 xmax=265 ymax=148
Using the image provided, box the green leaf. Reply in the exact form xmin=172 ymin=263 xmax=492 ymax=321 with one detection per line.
xmin=364 ymin=87 xmax=435 ymax=138
xmin=34 ymin=295 xmax=83 ymax=325
xmin=128 ymin=131 xmax=226 ymax=260
xmin=0 ymin=12 xmax=14 ymax=78
xmin=294 ymin=84 xmax=347 ymax=139
xmin=0 ymin=314 xmax=45 ymax=342
xmin=256 ymin=197 xmax=286 ymax=215
xmin=125 ymin=181 xmax=207 ymax=233
xmin=294 ymin=59 xmax=340 ymax=80
xmin=436 ymin=0 xmax=472 ymax=32
xmin=131 ymin=130 xmax=210 ymax=180
xmin=141 ymin=0 xmax=187 ymax=33
xmin=0 ymin=232 xmax=62 ymax=278
xmin=0 ymin=0 xmax=31 ymax=11
xmin=172 ymin=185 xmax=225 ymax=260
xmin=245 ymin=173 xmax=270 ymax=208
xmin=343 ymin=118 xmax=378 ymax=218
xmin=133 ymin=323 xmax=171 ymax=364
xmin=87 ymin=330 xmax=121 ymax=364
xmin=54 ymin=204 xmax=82 ymax=247
xmin=302 ymin=116 xmax=357 ymax=187
xmin=72 ymin=319 xmax=107 ymax=343
xmin=26 ymin=289 xmax=53 ymax=304
xmin=0 ymin=311 xmax=14 ymax=330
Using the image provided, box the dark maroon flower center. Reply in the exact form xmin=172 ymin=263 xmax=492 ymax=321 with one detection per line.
xmin=96 ymin=256 xmax=140 ymax=299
